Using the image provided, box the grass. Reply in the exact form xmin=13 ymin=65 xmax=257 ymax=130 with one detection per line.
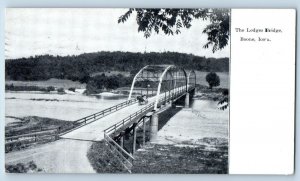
xmin=87 ymin=141 xmax=128 ymax=173
xmin=132 ymin=138 xmax=228 ymax=174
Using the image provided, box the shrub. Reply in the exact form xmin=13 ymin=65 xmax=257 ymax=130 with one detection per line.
xmin=57 ymin=88 xmax=65 ymax=93
xmin=85 ymin=74 xmax=132 ymax=95
xmin=68 ymin=87 xmax=76 ymax=92
xmin=46 ymin=86 xmax=55 ymax=92
xmin=5 ymin=161 xmax=41 ymax=173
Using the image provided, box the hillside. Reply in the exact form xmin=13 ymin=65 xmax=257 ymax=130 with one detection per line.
xmin=5 ymin=51 xmax=229 ymax=83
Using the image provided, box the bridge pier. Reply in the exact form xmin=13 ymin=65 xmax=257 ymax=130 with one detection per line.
xmin=150 ymin=112 xmax=158 ymax=142
xmin=132 ymin=123 xmax=137 ymax=154
xmin=185 ymin=92 xmax=190 ymax=108
xmin=120 ymin=131 xmax=125 ymax=148
xmin=142 ymin=118 xmax=146 ymax=146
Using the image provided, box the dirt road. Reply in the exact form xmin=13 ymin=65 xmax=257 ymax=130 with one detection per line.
xmin=5 ymin=139 xmax=95 ymax=173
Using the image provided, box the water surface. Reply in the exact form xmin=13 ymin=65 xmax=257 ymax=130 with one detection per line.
xmin=5 ymin=92 xmax=127 ymax=124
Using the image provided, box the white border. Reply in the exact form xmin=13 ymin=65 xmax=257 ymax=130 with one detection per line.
xmin=229 ymin=9 xmax=295 ymax=174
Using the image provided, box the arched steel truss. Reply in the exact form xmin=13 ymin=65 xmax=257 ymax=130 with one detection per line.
xmin=187 ymin=70 xmax=196 ymax=88
xmin=128 ymin=65 xmax=188 ymax=110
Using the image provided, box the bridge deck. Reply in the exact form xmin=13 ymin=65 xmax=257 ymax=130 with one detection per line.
xmin=61 ymin=86 xmax=189 ymax=141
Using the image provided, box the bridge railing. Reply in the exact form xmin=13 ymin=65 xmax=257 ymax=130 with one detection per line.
xmin=104 ymin=133 xmax=134 ymax=172
xmin=72 ymin=98 xmax=139 ymax=127
xmin=103 ymin=86 xmax=194 ymax=172
xmin=5 ymin=129 xmax=59 ymax=153
xmin=104 ymin=102 xmax=155 ymax=136
xmin=5 ymin=129 xmax=58 ymax=142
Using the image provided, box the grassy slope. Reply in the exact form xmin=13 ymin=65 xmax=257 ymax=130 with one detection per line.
xmin=5 ymin=116 xmax=74 ymax=137
xmin=87 ymin=141 xmax=128 ymax=173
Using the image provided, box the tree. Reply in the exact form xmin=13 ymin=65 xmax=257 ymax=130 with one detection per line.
xmin=205 ymin=72 xmax=220 ymax=89
xmin=118 ymin=8 xmax=230 ymax=53
xmin=218 ymin=89 xmax=229 ymax=110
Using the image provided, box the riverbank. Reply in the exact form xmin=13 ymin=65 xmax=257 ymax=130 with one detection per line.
xmin=132 ymin=140 xmax=228 ymax=174
xmin=131 ymin=99 xmax=228 ymax=173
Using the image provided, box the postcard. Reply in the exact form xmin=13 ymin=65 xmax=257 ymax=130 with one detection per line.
xmin=4 ymin=8 xmax=295 ymax=174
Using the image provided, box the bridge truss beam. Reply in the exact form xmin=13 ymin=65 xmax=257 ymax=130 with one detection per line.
xmin=128 ymin=65 xmax=188 ymax=110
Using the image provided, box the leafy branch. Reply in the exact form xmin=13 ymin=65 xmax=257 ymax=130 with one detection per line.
xmin=118 ymin=8 xmax=230 ymax=53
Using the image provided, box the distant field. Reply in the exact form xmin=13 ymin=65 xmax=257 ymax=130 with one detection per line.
xmin=194 ymin=71 xmax=229 ymax=89
xmin=91 ymin=71 xmax=130 ymax=77
xmin=5 ymin=78 xmax=86 ymax=89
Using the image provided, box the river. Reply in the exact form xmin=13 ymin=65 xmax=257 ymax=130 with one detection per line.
xmin=156 ymin=98 xmax=229 ymax=145
xmin=5 ymin=91 xmax=127 ymax=125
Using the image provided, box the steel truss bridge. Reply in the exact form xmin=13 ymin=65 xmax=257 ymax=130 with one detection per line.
xmin=6 ymin=65 xmax=196 ymax=173
xmin=103 ymin=65 xmax=196 ymax=172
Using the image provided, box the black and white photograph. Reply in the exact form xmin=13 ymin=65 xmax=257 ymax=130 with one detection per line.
xmin=4 ymin=8 xmax=230 ymax=174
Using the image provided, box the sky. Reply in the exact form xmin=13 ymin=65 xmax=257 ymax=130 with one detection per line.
xmin=5 ymin=8 xmax=230 ymax=59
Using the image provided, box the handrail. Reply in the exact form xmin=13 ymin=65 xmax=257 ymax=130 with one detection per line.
xmin=104 ymin=133 xmax=134 ymax=172
xmin=5 ymin=133 xmax=58 ymax=145
xmin=5 ymin=127 xmax=58 ymax=138
xmin=104 ymin=102 xmax=154 ymax=135
xmin=73 ymin=98 xmax=139 ymax=125
xmin=104 ymin=133 xmax=134 ymax=160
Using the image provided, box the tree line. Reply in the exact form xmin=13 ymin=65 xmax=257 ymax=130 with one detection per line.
xmin=5 ymin=51 xmax=229 ymax=83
